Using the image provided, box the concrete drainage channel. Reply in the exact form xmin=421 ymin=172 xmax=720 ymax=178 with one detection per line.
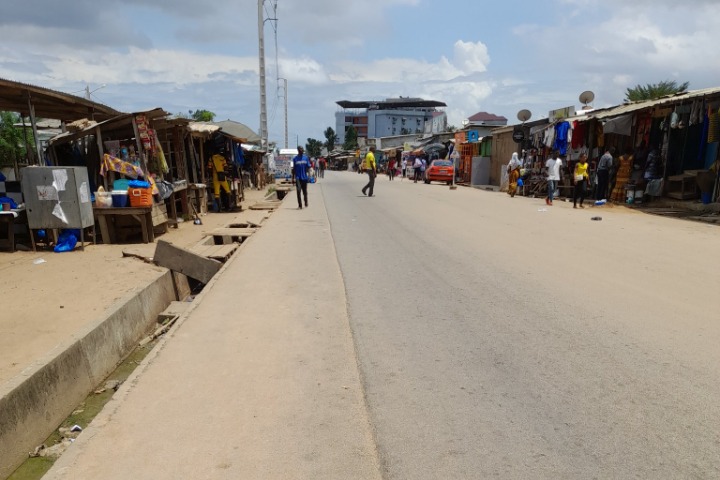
xmin=0 ymin=278 xmax=197 ymax=480
xmin=7 ymin=328 xmax=170 ymax=479
xmin=1 ymin=209 xmax=274 ymax=480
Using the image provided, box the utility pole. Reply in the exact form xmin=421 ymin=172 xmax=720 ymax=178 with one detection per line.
xmin=257 ymin=0 xmax=269 ymax=154
xmin=280 ymin=78 xmax=288 ymax=149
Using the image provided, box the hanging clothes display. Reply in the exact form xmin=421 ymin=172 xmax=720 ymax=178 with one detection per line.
xmin=595 ymin=121 xmax=605 ymax=148
xmin=233 ymin=142 xmax=245 ymax=166
xmin=708 ymin=107 xmax=720 ymax=143
xmin=553 ymin=120 xmax=571 ymax=155
xmin=571 ymin=120 xmax=586 ymax=149
xmin=152 ymin=135 xmax=169 ymax=173
xmin=603 ymin=114 xmax=633 ymax=136
xmin=544 ymin=126 xmax=555 ymax=149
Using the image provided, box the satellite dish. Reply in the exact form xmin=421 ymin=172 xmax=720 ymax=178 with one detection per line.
xmin=517 ymin=109 xmax=532 ymax=122
xmin=579 ymin=90 xmax=595 ymax=107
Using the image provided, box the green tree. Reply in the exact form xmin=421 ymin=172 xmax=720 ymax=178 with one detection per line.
xmin=343 ymin=125 xmax=358 ymax=150
xmin=305 ymin=138 xmax=323 ymax=158
xmin=625 ymin=80 xmax=690 ymax=102
xmin=189 ymin=109 xmax=216 ymax=121
xmin=323 ymin=127 xmax=338 ymax=151
xmin=0 ymin=111 xmax=32 ymax=167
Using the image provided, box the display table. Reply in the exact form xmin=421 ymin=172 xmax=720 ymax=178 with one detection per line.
xmin=0 ymin=208 xmax=26 ymax=252
xmin=666 ymin=173 xmax=698 ymax=200
xmin=189 ymin=184 xmax=207 ymax=215
xmin=94 ymin=206 xmax=155 ymax=244
xmin=166 ymin=183 xmax=189 ymax=228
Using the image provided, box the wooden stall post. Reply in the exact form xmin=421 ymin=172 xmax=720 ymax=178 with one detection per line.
xmin=95 ymin=126 xmax=108 ymax=191
xmin=131 ymin=116 xmax=152 ymax=179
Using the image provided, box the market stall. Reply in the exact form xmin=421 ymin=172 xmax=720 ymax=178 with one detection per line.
xmin=48 ymin=109 xmax=173 ymax=243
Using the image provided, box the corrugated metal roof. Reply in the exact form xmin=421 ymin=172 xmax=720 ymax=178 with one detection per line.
xmin=188 ymin=122 xmax=221 ymax=135
xmin=212 ymin=120 xmax=261 ymax=143
xmin=0 ymin=77 xmax=121 ymax=121
xmin=49 ymin=108 xmax=167 ymax=144
xmin=592 ymin=87 xmax=720 ymax=119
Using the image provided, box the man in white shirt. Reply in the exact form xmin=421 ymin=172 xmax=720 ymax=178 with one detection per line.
xmin=545 ymin=151 xmax=562 ymax=206
xmin=413 ymin=156 xmax=422 ymax=183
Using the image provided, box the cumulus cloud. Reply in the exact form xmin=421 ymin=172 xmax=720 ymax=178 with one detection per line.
xmin=278 ymin=56 xmax=330 ymax=85
xmin=510 ymin=0 xmax=720 ymax=113
xmin=420 ymin=81 xmax=494 ymax=126
xmin=330 ymin=57 xmax=461 ymax=84
xmin=453 ymin=41 xmax=490 ymax=74
xmin=3 ymin=0 xmax=717 ymax=145
xmin=2 ymin=47 xmax=258 ymax=89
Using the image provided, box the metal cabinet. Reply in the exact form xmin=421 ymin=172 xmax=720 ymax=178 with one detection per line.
xmin=21 ymin=166 xmax=94 ymax=231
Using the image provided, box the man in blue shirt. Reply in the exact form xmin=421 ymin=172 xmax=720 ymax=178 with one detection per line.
xmin=293 ymin=146 xmax=310 ymax=209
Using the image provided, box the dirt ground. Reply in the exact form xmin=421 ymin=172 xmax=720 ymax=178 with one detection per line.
xmin=0 ymin=187 xmax=273 ymax=387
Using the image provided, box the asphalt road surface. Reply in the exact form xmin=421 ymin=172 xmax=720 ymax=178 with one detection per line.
xmin=322 ymin=170 xmax=720 ymax=479
xmin=41 ymin=170 xmax=719 ymax=480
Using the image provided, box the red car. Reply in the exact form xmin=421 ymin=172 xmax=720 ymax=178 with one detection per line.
xmin=424 ymin=160 xmax=455 ymax=185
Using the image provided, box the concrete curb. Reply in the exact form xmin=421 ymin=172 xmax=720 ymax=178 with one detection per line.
xmin=0 ymin=270 xmax=176 ymax=479
xmin=41 ymin=200 xmax=282 ymax=479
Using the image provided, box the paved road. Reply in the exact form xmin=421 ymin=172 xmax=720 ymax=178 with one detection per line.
xmin=44 ymin=171 xmax=720 ymax=479
xmin=323 ymin=171 xmax=720 ymax=479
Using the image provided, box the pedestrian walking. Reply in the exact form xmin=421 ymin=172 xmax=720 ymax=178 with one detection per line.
xmin=293 ymin=146 xmax=310 ymax=209
xmin=420 ymin=157 xmax=427 ymax=182
xmin=318 ymin=157 xmax=326 ymax=178
xmin=401 ymin=155 xmax=407 ymax=180
xmin=256 ymin=158 xmax=266 ymax=190
xmin=545 ymin=151 xmax=562 ymax=206
xmin=388 ymin=156 xmax=396 ymax=181
xmin=507 ymin=152 xmax=522 ymax=197
xmin=573 ymin=153 xmax=590 ymax=208
xmin=361 ymin=146 xmax=377 ymax=196
xmin=413 ymin=156 xmax=422 ymax=183
xmin=596 ymin=147 xmax=613 ymax=200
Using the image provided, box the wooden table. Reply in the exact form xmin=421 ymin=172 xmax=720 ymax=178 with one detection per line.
xmin=166 ymin=184 xmax=188 ymax=228
xmin=0 ymin=208 xmax=26 ymax=252
xmin=94 ymin=206 xmax=154 ymax=244
xmin=189 ymin=184 xmax=208 ymax=215
xmin=666 ymin=173 xmax=698 ymax=200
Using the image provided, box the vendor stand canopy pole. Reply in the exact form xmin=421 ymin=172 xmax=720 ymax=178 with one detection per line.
xmin=27 ymin=97 xmax=43 ymax=165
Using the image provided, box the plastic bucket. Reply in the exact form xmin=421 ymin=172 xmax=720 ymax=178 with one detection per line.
xmin=113 ymin=179 xmax=131 ymax=191
xmin=634 ymin=189 xmax=644 ymax=204
xmin=111 ymin=190 xmax=128 ymax=208
xmin=701 ymin=192 xmax=712 ymax=204
xmin=625 ymin=187 xmax=635 ymax=203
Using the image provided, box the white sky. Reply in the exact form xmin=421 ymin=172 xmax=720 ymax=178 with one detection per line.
xmin=2 ymin=0 xmax=719 ymax=146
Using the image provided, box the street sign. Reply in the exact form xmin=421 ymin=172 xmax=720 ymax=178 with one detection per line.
xmin=512 ymin=129 xmax=525 ymax=143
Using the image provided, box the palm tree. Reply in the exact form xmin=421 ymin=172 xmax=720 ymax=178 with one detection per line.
xmin=625 ymin=80 xmax=689 ymax=102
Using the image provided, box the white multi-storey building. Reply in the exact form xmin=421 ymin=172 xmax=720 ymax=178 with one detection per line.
xmin=335 ymin=97 xmax=447 ymax=144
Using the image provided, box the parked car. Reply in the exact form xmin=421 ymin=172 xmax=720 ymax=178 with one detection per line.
xmin=424 ymin=159 xmax=454 ymax=185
